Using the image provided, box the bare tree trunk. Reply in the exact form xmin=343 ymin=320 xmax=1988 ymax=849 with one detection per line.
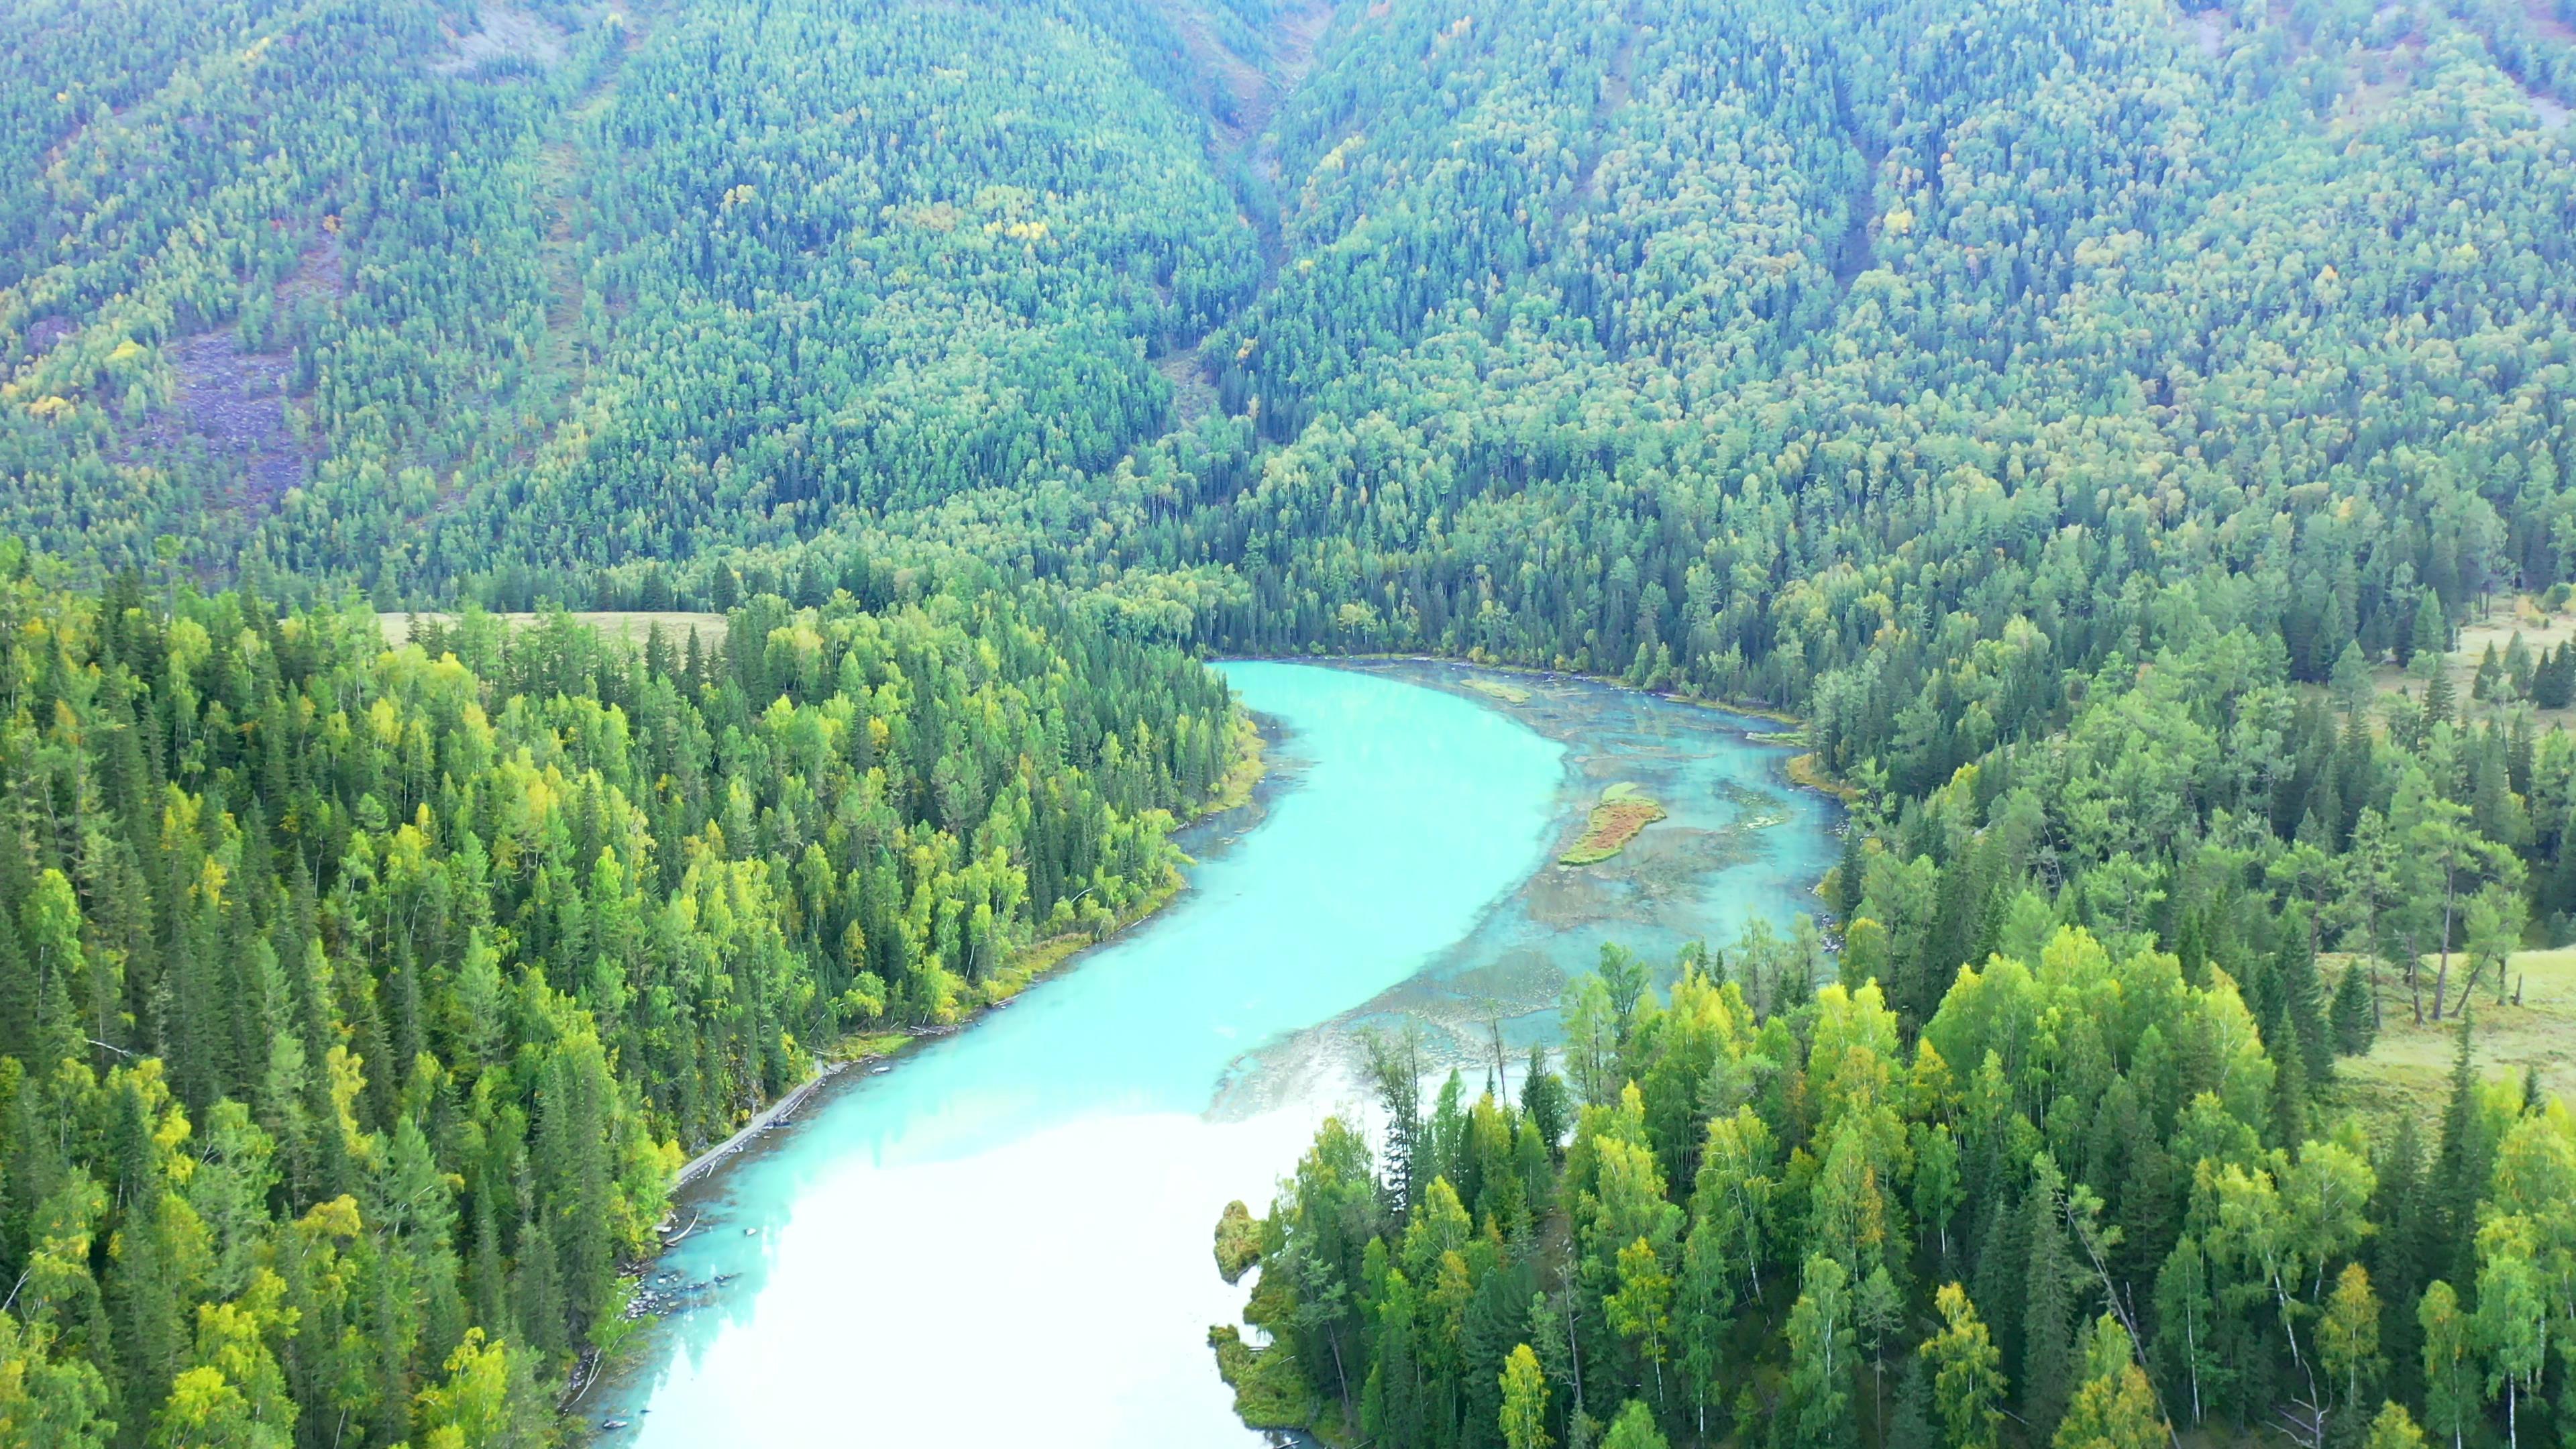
xmin=1330 ymin=1330 xmax=1351 ymax=1418
xmin=2407 ymin=928 xmax=2426 ymax=1024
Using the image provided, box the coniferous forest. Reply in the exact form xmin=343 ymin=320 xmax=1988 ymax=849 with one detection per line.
xmin=7 ymin=0 xmax=2576 ymax=1443
xmin=0 ymin=547 xmax=1242 ymax=1442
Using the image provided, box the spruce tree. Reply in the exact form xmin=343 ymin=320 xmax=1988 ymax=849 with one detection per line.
xmin=2421 ymin=657 xmax=2457 ymax=730
xmin=2330 ymin=963 xmax=2377 ymax=1056
xmin=2022 ymin=1174 xmax=2082 ymax=1441
xmin=1972 ymin=1196 xmax=2029 ymax=1376
xmin=2153 ymin=1238 xmax=2219 ymax=1427
xmin=2275 ymin=911 xmax=2332 ymax=1087
xmin=2268 ymin=996 xmax=2312 ymax=1148
xmin=2369 ymin=1115 xmax=2430 ymax=1406
xmin=2412 ymin=591 xmax=2450 ymax=667
xmin=2429 ymin=1016 xmax=2491 ymax=1291
xmin=2535 ymin=644 xmax=2576 ymax=708
xmin=0 ymin=921 xmax=34 ymax=1067
xmin=1889 ymin=1350 xmax=1939 ymax=1449
xmin=2331 ymin=641 xmax=2376 ymax=715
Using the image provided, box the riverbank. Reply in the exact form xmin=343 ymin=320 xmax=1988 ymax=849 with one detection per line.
xmin=1231 ymin=649 xmax=1862 ymax=834
xmin=905 ymin=712 xmax=1273 ymax=1028
xmin=584 ymin=661 xmax=1585 ymax=1446
xmin=677 ymin=709 xmax=1271 ymax=1174
xmin=1271 ymin=649 xmax=1811 ymax=731
xmin=585 ymin=706 xmax=1277 ymax=1424
xmin=1311 ymin=653 xmax=1859 ymax=841
xmin=1437 ymin=653 xmax=1860 ymax=811
xmin=672 ymin=1060 xmax=853 ymax=1189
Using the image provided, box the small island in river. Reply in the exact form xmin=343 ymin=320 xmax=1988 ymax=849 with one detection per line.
xmin=1558 ymin=781 xmax=1668 ymax=865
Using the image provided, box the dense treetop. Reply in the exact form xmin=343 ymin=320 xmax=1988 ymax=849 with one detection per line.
xmin=1220 ymin=924 xmax=2563 ymax=1449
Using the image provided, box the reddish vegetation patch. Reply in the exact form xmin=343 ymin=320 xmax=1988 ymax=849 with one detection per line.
xmin=1560 ymin=792 xmax=1668 ymax=865
xmin=2526 ymin=0 xmax=2576 ymax=45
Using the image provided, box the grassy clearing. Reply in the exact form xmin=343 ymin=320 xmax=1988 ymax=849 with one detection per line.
xmin=834 ymin=1031 xmax=912 ymax=1063
xmin=1560 ymin=782 xmax=1668 ymax=865
xmin=2365 ymin=593 xmax=2576 ymax=732
xmin=1786 ymin=751 xmax=1863 ymax=803
xmin=2331 ymin=946 xmax=2576 ymax=1120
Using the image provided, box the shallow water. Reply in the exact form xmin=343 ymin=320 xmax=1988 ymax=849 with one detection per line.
xmin=1304 ymin=661 xmax=1843 ymax=1069
xmin=592 ymin=661 xmax=1835 ymax=1446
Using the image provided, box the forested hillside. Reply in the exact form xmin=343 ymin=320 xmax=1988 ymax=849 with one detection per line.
xmin=0 ymin=539 xmax=1241 ymax=1442
xmin=11 ymin=0 xmax=2576 ymax=1443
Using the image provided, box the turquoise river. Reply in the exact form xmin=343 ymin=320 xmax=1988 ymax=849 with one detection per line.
xmin=594 ymin=660 xmax=1837 ymax=1445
